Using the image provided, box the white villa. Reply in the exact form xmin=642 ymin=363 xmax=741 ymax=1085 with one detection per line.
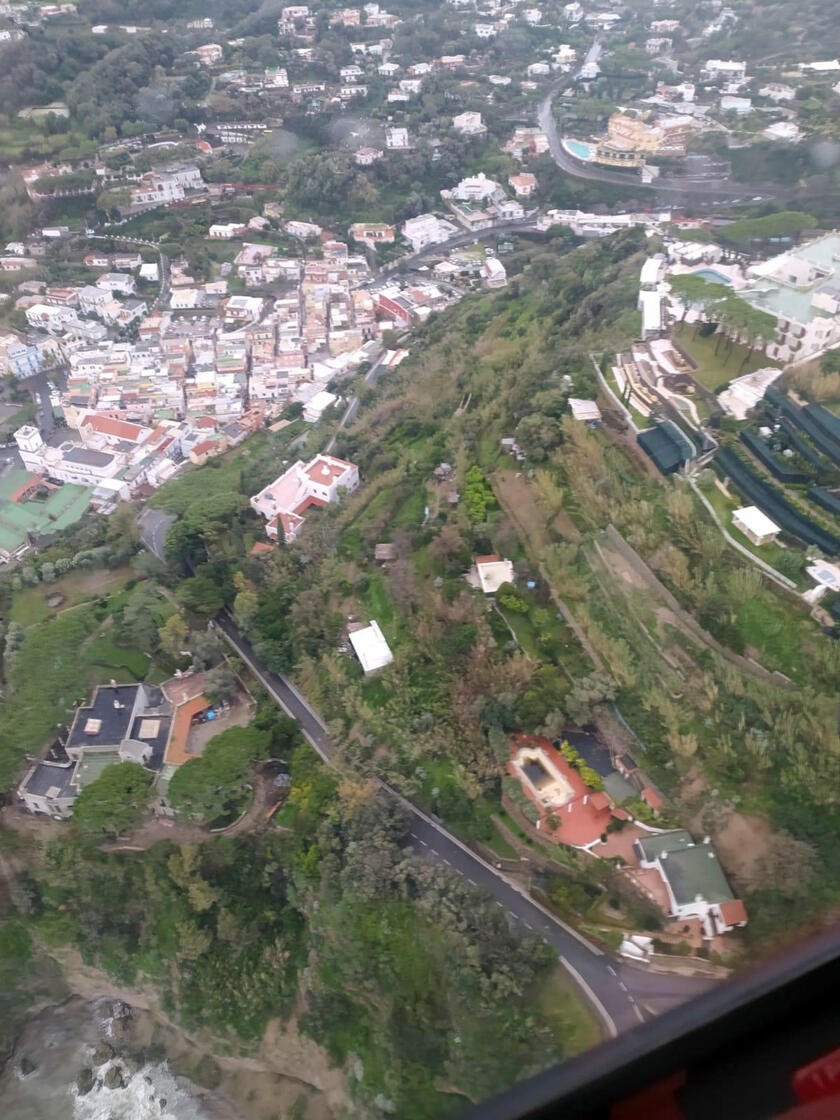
xmin=250 ymin=454 xmax=359 ymax=542
xmin=741 ymin=233 xmax=840 ymax=362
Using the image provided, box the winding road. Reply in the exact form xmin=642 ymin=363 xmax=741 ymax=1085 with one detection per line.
xmin=538 ymin=39 xmax=786 ymax=205
xmin=212 ymin=612 xmax=715 ymax=1039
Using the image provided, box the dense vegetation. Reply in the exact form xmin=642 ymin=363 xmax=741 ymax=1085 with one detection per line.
xmin=2 ymin=741 xmax=585 ymax=1117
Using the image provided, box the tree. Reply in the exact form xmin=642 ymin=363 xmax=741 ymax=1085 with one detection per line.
xmin=233 ymin=587 xmax=259 ymax=628
xmin=515 ymin=413 xmax=563 ymax=461
xmin=158 ymin=613 xmax=188 ymax=659
xmin=72 ymin=762 xmax=153 ymax=840
xmin=462 ymin=466 xmax=495 ymax=523
xmin=177 ymin=573 xmax=225 ymax=616
xmin=203 ymin=664 xmax=237 ymax=705
xmin=168 ymin=726 xmax=269 ymax=823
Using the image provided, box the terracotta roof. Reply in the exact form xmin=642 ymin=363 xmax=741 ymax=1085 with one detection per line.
xmin=82 ymin=414 xmax=145 ymax=441
xmin=292 ymin=494 xmax=328 ymax=516
xmin=192 ymin=439 xmax=221 ymax=457
xmin=718 ymin=899 xmax=748 ymax=926
xmin=475 ymin=553 xmax=500 ymax=565
xmin=250 ymin=541 xmax=275 ymax=556
xmin=164 ymin=695 xmax=208 ymax=767
xmin=508 ymin=733 xmax=618 ymax=847
xmin=303 ymin=455 xmax=355 ymax=485
xmin=641 ymin=785 xmax=664 ymax=810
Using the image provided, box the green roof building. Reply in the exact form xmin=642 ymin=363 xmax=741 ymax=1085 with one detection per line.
xmin=634 ymin=829 xmax=747 ymax=937
xmin=0 ymin=470 xmax=92 ymax=561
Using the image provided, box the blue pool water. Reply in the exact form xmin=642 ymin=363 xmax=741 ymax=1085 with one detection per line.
xmin=691 ymin=268 xmax=732 ymax=286
xmin=564 ymin=137 xmax=594 ymax=161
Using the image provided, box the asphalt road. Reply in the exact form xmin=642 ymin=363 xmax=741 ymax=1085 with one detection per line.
xmin=324 ymin=347 xmax=388 ymax=455
xmin=138 ymin=507 xmax=175 ymax=560
xmin=363 ymin=218 xmax=542 ymax=287
xmin=213 ymin=612 xmax=716 ymax=1038
xmin=538 ymin=40 xmax=784 ymax=205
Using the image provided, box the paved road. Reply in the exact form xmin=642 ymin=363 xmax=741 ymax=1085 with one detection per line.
xmin=213 ymin=612 xmax=716 ymax=1038
xmin=538 ymin=39 xmax=784 ymax=205
xmin=324 ymin=348 xmax=388 ymax=454
xmin=361 ymin=218 xmax=541 ymax=288
xmin=138 ymin=507 xmax=175 ymax=560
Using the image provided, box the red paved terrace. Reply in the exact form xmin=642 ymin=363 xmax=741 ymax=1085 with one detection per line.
xmin=507 ymin=733 xmax=619 ymax=848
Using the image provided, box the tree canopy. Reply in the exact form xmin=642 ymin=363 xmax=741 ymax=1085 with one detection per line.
xmin=72 ymin=762 xmax=153 ymax=840
xmin=168 ymin=726 xmax=270 ymax=823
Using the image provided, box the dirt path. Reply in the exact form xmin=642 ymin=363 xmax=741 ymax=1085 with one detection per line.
xmin=106 ymin=772 xmax=277 ymax=852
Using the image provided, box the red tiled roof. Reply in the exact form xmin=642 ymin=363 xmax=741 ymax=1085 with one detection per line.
xmin=718 ymin=899 xmax=748 ymax=926
xmin=82 ymin=414 xmax=144 ymax=441
xmin=303 ymin=455 xmax=355 ymax=485
xmin=507 ymin=733 xmax=618 ymax=848
xmin=641 ymin=786 xmax=664 ymax=810
xmin=250 ymin=541 xmax=275 ymax=556
xmin=475 ymin=553 xmax=500 ymax=565
xmin=192 ymin=439 xmax=220 ymax=457
xmin=291 ymin=494 xmax=328 ymax=516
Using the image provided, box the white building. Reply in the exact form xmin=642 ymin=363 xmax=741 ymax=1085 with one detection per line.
xmin=96 ymin=272 xmax=136 ymax=295
xmin=741 ymin=233 xmax=840 ymax=362
xmin=732 ymin=506 xmax=781 ymax=546
xmin=717 ymin=367 xmax=783 ymax=420
xmin=763 ymin=121 xmax=802 ymax=143
xmin=759 ymin=83 xmax=795 ymax=102
xmin=634 ymin=831 xmax=747 ymax=938
xmin=302 ymin=389 xmax=338 ymax=422
xmin=720 ymin=95 xmax=752 ymax=114
xmin=569 ymin=398 xmax=602 ymax=424
xmin=14 ymin=425 xmax=124 ymax=486
xmin=448 ymin=172 xmax=501 ymax=202
xmin=285 ymin=219 xmax=322 ymax=239
xmin=250 ymin=454 xmax=359 ymax=542
xmin=470 ymin=555 xmax=515 ymax=594
xmin=703 ymin=59 xmax=747 ymax=81
xmin=452 ymin=111 xmax=486 ymax=135
xmin=385 ymin=127 xmax=410 ymax=149
xmin=208 ymin=222 xmax=247 ymax=239
xmin=349 ymin=620 xmax=393 ymax=673
xmin=402 ymin=213 xmax=452 ymax=252
xmin=482 ymin=257 xmax=507 ymax=289
xmin=355 ymin=146 xmax=383 ymax=165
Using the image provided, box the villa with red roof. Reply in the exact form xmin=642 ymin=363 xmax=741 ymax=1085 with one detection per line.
xmin=250 ymin=454 xmax=359 ymax=542
xmin=507 ymin=733 xmax=625 ymax=848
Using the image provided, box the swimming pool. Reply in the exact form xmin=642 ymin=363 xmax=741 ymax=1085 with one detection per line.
xmin=691 ymin=268 xmax=732 ymax=286
xmin=563 ymin=137 xmax=594 ymax=161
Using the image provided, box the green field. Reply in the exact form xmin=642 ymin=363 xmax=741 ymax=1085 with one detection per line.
xmin=0 ymin=576 xmax=174 ymax=787
xmin=9 ymin=565 xmax=136 ymax=626
xmin=674 ymin=323 xmax=778 ymax=392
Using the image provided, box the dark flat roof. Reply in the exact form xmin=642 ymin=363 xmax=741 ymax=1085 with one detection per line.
xmin=66 ymin=684 xmax=171 ymax=771
xmin=64 ymin=447 xmax=114 ymax=468
xmin=67 ymin=684 xmax=139 ymax=751
xmin=21 ymin=759 xmax=74 ymax=799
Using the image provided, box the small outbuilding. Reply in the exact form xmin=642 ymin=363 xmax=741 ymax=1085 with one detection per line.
xmin=349 ymin=620 xmax=394 ymax=673
xmin=469 ymin=554 xmax=515 ymax=594
xmin=732 ymin=506 xmax=780 ymax=546
xmin=569 ymin=398 xmax=602 ymax=425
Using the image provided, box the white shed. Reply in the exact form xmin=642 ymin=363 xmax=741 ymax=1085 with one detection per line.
xmin=732 ymin=506 xmax=780 ymax=546
xmin=349 ymin=620 xmax=394 ymax=673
